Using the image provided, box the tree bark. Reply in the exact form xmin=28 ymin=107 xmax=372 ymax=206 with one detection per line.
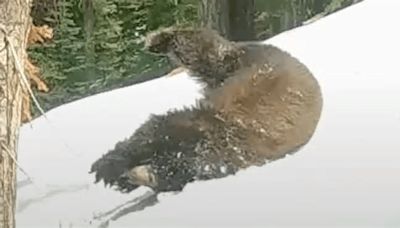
xmin=199 ymin=0 xmax=230 ymax=38
xmin=199 ymin=0 xmax=255 ymax=41
xmin=0 ymin=0 xmax=32 ymax=227
xmin=83 ymin=0 xmax=96 ymax=81
xmin=227 ymin=0 xmax=255 ymax=41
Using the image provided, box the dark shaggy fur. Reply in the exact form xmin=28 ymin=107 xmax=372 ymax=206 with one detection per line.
xmin=144 ymin=27 xmax=242 ymax=88
xmin=91 ymin=106 xmax=260 ymax=192
xmin=90 ymin=27 xmax=323 ymax=193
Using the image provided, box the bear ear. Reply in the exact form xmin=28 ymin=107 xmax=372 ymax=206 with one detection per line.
xmin=221 ymin=44 xmax=242 ymax=66
xmin=144 ymin=28 xmax=174 ymax=54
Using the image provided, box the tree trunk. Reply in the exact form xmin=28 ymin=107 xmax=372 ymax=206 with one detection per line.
xmin=0 ymin=0 xmax=32 ymax=227
xmin=199 ymin=0 xmax=255 ymax=41
xmin=227 ymin=0 xmax=255 ymax=41
xmin=83 ymin=0 xmax=96 ymax=81
xmin=199 ymin=0 xmax=230 ymax=38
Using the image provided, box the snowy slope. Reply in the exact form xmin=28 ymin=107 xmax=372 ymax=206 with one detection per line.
xmin=16 ymin=75 xmax=204 ymax=227
xmin=16 ymin=0 xmax=400 ymax=227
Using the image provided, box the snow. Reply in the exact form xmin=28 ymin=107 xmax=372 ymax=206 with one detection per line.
xmin=16 ymin=0 xmax=400 ymax=227
xmin=16 ymin=75 xmax=204 ymax=227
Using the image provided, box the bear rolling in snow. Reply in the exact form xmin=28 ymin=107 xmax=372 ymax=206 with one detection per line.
xmin=90 ymin=27 xmax=323 ymax=193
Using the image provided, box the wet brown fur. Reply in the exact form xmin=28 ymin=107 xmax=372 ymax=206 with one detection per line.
xmin=146 ymin=27 xmax=323 ymax=161
xmin=145 ymin=27 xmax=243 ymax=88
xmin=90 ymin=27 xmax=323 ymax=193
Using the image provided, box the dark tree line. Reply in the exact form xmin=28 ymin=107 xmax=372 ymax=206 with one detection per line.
xmin=28 ymin=0 xmax=362 ymax=114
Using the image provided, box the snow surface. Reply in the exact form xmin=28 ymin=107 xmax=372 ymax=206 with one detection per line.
xmin=16 ymin=0 xmax=400 ymax=227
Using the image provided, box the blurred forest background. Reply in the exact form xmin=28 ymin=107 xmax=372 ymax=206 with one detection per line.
xmin=28 ymin=0 xmax=362 ymax=116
